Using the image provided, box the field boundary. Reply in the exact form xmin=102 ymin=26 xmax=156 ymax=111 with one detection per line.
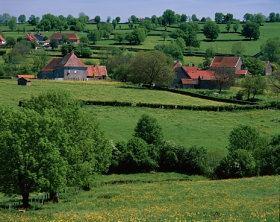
xmin=154 ymin=87 xmax=258 ymax=105
xmin=81 ymin=100 xmax=279 ymax=112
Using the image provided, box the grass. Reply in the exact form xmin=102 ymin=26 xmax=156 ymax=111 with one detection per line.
xmin=86 ymin=106 xmax=280 ymax=154
xmin=0 ymin=79 xmax=227 ymax=107
xmin=0 ymin=79 xmax=279 ymax=153
xmin=0 ymin=174 xmax=279 ymax=221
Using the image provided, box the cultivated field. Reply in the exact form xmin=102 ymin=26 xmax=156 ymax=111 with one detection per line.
xmin=0 ymin=174 xmax=279 ymax=221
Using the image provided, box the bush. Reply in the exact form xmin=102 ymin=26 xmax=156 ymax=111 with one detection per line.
xmin=215 ymin=149 xmax=257 ymax=179
xmin=110 ymin=137 xmax=157 ymax=173
xmin=134 ymin=114 xmax=163 ymax=145
xmin=255 ymin=135 xmax=280 ymax=175
xmin=159 ymin=141 xmax=181 ymax=172
xmin=178 ymin=146 xmax=208 ymax=175
xmin=228 ymin=125 xmax=265 ymax=152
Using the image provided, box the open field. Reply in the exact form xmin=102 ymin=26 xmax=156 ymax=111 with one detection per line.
xmin=87 ymin=106 xmax=280 ymax=154
xmin=0 ymin=79 xmax=227 ymax=107
xmin=0 ymin=79 xmax=279 ymax=153
xmin=0 ymin=174 xmax=279 ymax=221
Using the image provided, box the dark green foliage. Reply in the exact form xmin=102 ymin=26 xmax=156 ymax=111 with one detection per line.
xmin=154 ymin=42 xmax=184 ymax=61
xmin=125 ymin=28 xmax=147 ymax=45
xmin=255 ymin=135 xmax=280 ymax=175
xmin=18 ymin=14 xmax=26 ymax=23
xmin=106 ymin=51 xmax=134 ymax=82
xmin=0 ymin=107 xmax=67 ymax=207
xmin=260 ymin=37 xmax=280 ymax=63
xmin=162 ymin=9 xmax=176 ymax=25
xmin=110 ymin=138 xmax=157 ymax=173
xmin=134 ymin=114 xmax=163 ymax=145
xmin=241 ymin=75 xmax=267 ymax=100
xmin=87 ymin=30 xmax=101 ymax=44
xmin=50 ymin=39 xmax=58 ymax=49
xmin=129 ymin=51 xmax=173 ymax=86
xmin=203 ymin=21 xmax=220 ymax=41
xmin=215 ymin=149 xmax=256 ymax=179
xmin=228 ymin=125 xmax=265 ymax=152
xmin=242 ymin=22 xmax=260 ymax=40
xmin=5 ymin=36 xmax=16 ymax=48
xmin=243 ymin=57 xmax=264 ymax=75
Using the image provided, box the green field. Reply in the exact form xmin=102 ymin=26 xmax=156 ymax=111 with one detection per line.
xmin=87 ymin=106 xmax=280 ymax=154
xmin=0 ymin=174 xmax=279 ymax=221
xmin=0 ymin=80 xmax=279 ymax=154
xmin=0 ymin=80 xmax=227 ymax=107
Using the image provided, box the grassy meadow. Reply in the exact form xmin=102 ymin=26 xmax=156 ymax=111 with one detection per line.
xmin=0 ymin=79 xmax=279 ymax=155
xmin=0 ymin=174 xmax=279 ymax=221
xmin=0 ymin=79 xmax=227 ymax=107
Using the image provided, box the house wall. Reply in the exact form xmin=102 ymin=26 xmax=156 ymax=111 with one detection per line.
xmin=173 ymin=67 xmax=188 ymax=87
xmin=198 ymin=80 xmax=219 ymax=89
xmin=63 ymin=67 xmax=87 ymax=80
xmin=38 ymin=67 xmax=87 ymax=80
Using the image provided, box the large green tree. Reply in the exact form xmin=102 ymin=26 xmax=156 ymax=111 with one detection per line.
xmin=203 ymin=21 xmax=220 ymax=41
xmin=162 ymin=9 xmax=176 ymax=25
xmin=129 ymin=51 xmax=173 ymax=86
xmin=242 ymin=22 xmax=260 ymax=40
xmin=261 ymin=37 xmax=280 ymax=63
xmin=0 ymin=107 xmax=67 ymax=208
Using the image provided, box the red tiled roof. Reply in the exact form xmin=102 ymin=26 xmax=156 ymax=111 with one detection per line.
xmin=210 ymin=56 xmax=240 ymax=68
xmin=42 ymin=58 xmax=62 ymax=72
xmin=87 ymin=65 xmax=108 ymax=77
xmin=0 ymin=34 xmax=5 ymax=42
xmin=50 ymin=33 xmax=79 ymax=41
xmin=183 ymin=66 xmax=216 ymax=80
xmin=235 ymin=70 xmax=248 ymax=76
xmin=26 ymin=34 xmax=37 ymax=42
xmin=17 ymin=75 xmax=36 ymax=79
xmin=41 ymin=52 xmax=86 ymax=72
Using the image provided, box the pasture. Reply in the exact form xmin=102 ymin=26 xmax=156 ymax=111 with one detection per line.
xmin=0 ymin=79 xmax=227 ymax=107
xmin=0 ymin=174 xmax=279 ymax=221
xmin=0 ymin=79 xmax=279 ymax=154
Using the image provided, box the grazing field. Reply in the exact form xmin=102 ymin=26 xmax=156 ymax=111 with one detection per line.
xmin=0 ymin=79 xmax=227 ymax=107
xmin=87 ymin=106 xmax=280 ymax=154
xmin=0 ymin=174 xmax=279 ymax=221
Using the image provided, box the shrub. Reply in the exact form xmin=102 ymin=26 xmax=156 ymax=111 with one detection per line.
xmin=228 ymin=125 xmax=265 ymax=152
xmin=255 ymin=135 xmax=280 ymax=175
xmin=215 ymin=149 xmax=257 ymax=179
xmin=110 ymin=137 xmax=157 ymax=173
xmin=159 ymin=141 xmax=182 ymax=172
xmin=134 ymin=114 xmax=163 ymax=145
xmin=178 ymin=146 xmax=208 ymax=175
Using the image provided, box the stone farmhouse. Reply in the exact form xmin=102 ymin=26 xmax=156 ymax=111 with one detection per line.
xmin=50 ymin=33 xmax=80 ymax=44
xmin=38 ymin=52 xmax=107 ymax=80
xmin=210 ymin=56 xmax=248 ymax=77
xmin=173 ymin=62 xmax=217 ymax=89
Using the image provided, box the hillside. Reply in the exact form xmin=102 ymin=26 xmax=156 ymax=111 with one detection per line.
xmin=0 ymin=174 xmax=279 ymax=221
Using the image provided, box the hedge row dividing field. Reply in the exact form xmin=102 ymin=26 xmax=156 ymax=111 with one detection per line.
xmin=0 ymin=174 xmax=279 ymax=221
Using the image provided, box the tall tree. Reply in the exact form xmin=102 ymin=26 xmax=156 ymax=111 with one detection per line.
xmin=18 ymin=14 xmax=26 ymax=23
xmin=242 ymin=22 xmax=260 ymax=40
xmin=203 ymin=21 xmax=220 ymax=41
xmin=241 ymin=75 xmax=267 ymax=100
xmin=215 ymin=12 xmax=224 ymax=24
xmin=94 ymin=16 xmax=101 ymax=24
xmin=214 ymin=67 xmax=235 ymax=93
xmin=8 ymin=17 xmax=17 ymax=31
xmin=261 ymin=37 xmax=280 ymax=63
xmin=162 ymin=9 xmax=176 ymax=25
xmin=129 ymin=51 xmax=173 ymax=86
xmin=0 ymin=107 xmax=67 ymax=208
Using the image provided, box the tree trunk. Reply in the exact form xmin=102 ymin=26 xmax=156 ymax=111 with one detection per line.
xmin=19 ymin=179 xmax=31 ymax=209
xmin=49 ymin=191 xmax=59 ymax=203
xmin=219 ymin=83 xmax=222 ymax=94
xmin=21 ymin=191 xmax=30 ymax=209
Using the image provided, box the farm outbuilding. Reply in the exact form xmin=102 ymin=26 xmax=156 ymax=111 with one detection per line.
xmin=18 ymin=77 xmax=31 ymax=86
